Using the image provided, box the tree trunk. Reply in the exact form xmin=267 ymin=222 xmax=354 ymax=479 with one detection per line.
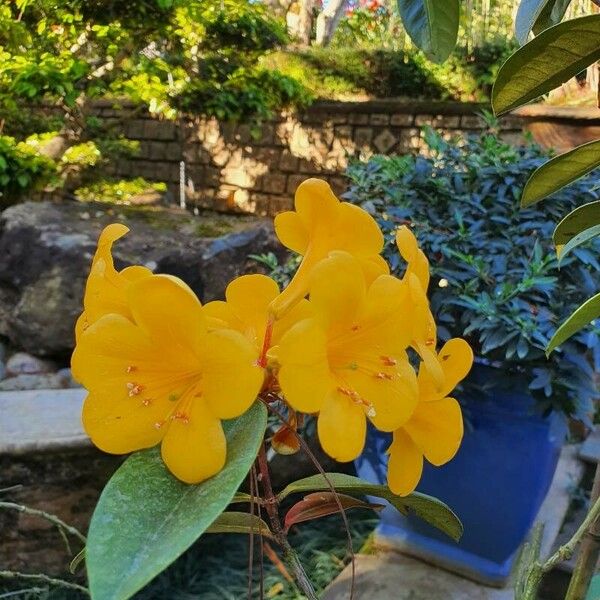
xmin=289 ymin=0 xmax=313 ymax=46
xmin=315 ymin=0 xmax=347 ymax=46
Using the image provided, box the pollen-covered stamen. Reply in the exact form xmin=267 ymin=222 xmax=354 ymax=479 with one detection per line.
xmin=126 ymin=382 xmax=144 ymax=397
xmin=171 ymin=411 xmax=190 ymax=424
xmin=141 ymin=398 xmax=153 ymax=407
xmin=126 ymin=365 xmax=137 ymax=373
xmin=337 ymin=386 xmax=376 ymax=417
xmin=374 ymin=372 xmax=393 ymax=380
xmin=380 ymin=355 xmax=397 ymax=367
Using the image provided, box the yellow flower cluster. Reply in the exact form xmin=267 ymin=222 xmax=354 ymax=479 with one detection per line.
xmin=72 ymin=178 xmax=472 ymax=495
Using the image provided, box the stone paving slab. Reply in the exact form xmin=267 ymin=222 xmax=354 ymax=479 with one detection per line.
xmin=0 ymin=388 xmax=89 ymax=455
xmin=324 ymin=445 xmax=583 ymax=599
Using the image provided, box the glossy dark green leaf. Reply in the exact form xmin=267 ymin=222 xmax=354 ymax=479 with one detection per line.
xmin=531 ymin=0 xmax=572 ymax=35
xmin=515 ymin=0 xmax=573 ymax=44
xmin=553 ymin=200 xmax=600 ymax=255
xmin=397 ymin=0 xmax=460 ymax=63
xmin=86 ymin=402 xmax=267 ymax=600
xmin=278 ymin=473 xmax=462 ymax=542
xmin=206 ymin=511 xmax=274 ymax=540
xmin=493 ymin=15 xmax=600 ymax=115
xmin=522 ymin=140 xmax=600 ymax=207
xmin=547 ymin=291 xmax=600 ymax=354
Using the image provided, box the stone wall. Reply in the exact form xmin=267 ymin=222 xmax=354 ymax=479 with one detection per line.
xmin=96 ymin=99 xmax=600 ymax=216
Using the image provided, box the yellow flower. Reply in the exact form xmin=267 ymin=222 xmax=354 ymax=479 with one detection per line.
xmin=203 ymin=274 xmax=312 ymax=360
xmin=270 ymin=179 xmax=388 ymax=319
xmin=72 ymin=269 xmax=264 ymax=485
xmin=275 ymin=252 xmax=418 ymax=463
xmin=75 ymin=224 xmax=151 ymax=341
xmin=387 ymin=338 xmax=473 ymax=496
xmin=396 ymin=225 xmax=444 ymax=388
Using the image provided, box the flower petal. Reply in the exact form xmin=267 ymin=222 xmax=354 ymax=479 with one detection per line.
xmin=274 ymin=211 xmax=309 ymax=254
xmin=396 ymin=225 xmax=430 ymax=291
xmin=82 ymin=392 xmax=165 ymax=454
xmin=318 ymin=389 xmax=366 ymax=462
xmin=200 ymin=329 xmax=264 ymax=419
xmin=387 ymin=429 xmax=423 ymax=496
xmin=335 ymin=202 xmax=384 ymax=256
xmin=405 ymin=397 xmax=463 ymax=466
xmin=419 ymin=338 xmax=474 ymax=401
xmin=276 ymin=319 xmax=334 ymax=413
xmin=161 ymin=399 xmax=226 ymax=484
xmin=309 ymin=252 xmax=366 ymax=331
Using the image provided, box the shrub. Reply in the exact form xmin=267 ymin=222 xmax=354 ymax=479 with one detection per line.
xmin=343 ymin=126 xmax=600 ymax=421
xmin=74 ymin=177 xmax=167 ymax=204
xmin=0 ymin=135 xmax=56 ymax=203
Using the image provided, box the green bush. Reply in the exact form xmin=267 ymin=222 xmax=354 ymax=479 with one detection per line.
xmin=343 ymin=126 xmax=600 ymax=421
xmin=74 ymin=177 xmax=167 ymax=204
xmin=0 ymin=135 xmax=56 ymax=203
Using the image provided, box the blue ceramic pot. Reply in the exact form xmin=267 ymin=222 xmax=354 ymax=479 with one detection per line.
xmin=355 ymin=363 xmax=568 ymax=586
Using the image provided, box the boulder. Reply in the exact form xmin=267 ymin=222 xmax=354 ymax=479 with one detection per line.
xmin=0 ymin=201 xmax=284 ymax=357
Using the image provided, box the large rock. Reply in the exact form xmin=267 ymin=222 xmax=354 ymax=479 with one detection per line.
xmin=0 ymin=201 xmax=284 ymax=357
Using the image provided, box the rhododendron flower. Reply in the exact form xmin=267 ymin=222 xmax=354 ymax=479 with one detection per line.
xmin=72 ymin=230 xmax=263 ymax=484
xmin=387 ymin=338 xmax=473 ymax=496
xmin=274 ymin=252 xmax=418 ymax=462
xmin=270 ymin=179 xmax=388 ymax=319
xmin=203 ymin=274 xmax=312 ymax=359
xmin=396 ymin=225 xmax=444 ymax=389
xmin=75 ymin=224 xmax=151 ymax=341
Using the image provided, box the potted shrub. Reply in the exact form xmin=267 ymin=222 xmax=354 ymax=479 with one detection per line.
xmin=345 ymin=125 xmax=600 ymax=585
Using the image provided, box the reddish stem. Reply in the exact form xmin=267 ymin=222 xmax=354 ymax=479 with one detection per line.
xmin=258 ymin=317 xmax=275 ymax=369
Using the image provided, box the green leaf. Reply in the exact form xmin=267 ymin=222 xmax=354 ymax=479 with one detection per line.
xmin=492 ymin=14 xmax=600 ymax=115
xmin=586 ymin=572 xmax=600 ymax=600
xmin=522 ymin=140 xmax=600 ymax=207
xmin=515 ymin=0 xmax=573 ymax=44
xmin=278 ymin=473 xmax=462 ymax=542
xmin=397 ymin=0 xmax=460 ymax=63
xmin=531 ymin=0 xmax=572 ymax=35
xmin=206 ymin=511 xmax=274 ymax=540
xmin=86 ymin=402 xmax=267 ymax=600
xmin=553 ymin=201 xmax=600 ymax=263
xmin=547 ymin=291 xmax=600 ymax=354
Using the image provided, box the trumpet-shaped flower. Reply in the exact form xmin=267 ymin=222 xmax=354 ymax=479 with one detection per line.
xmin=75 ymin=224 xmax=151 ymax=341
xmin=203 ymin=274 xmax=312 ymax=360
xmin=396 ymin=225 xmax=443 ymax=389
xmin=387 ymin=338 xmax=473 ymax=496
xmin=275 ymin=252 xmax=418 ymax=463
xmin=270 ymin=179 xmax=388 ymax=319
xmin=72 ymin=270 xmax=264 ymax=484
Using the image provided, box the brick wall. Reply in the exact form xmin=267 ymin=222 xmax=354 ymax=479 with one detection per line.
xmin=96 ymin=99 xmax=600 ymax=216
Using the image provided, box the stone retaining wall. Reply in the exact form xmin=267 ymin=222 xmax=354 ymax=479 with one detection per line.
xmin=96 ymin=99 xmax=600 ymax=216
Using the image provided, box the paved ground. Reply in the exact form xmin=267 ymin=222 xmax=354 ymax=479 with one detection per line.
xmin=324 ymin=446 xmax=583 ymax=600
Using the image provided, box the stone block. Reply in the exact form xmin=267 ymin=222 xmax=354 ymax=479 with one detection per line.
xmin=222 ymin=167 xmax=255 ymax=189
xmin=125 ymin=119 xmax=147 ymax=139
xmin=279 ymin=150 xmax=299 ymax=173
xmin=149 ymin=141 xmax=166 ymax=161
xmin=298 ymin=158 xmax=321 ymax=174
xmin=460 ymin=114 xmax=484 ymax=129
xmin=390 ymin=114 xmax=414 ymax=126
xmin=373 ymin=129 xmax=398 ymax=153
xmin=287 ymin=174 xmax=305 ymax=194
xmin=262 ymin=173 xmax=287 ymax=194
xmin=354 ymin=127 xmax=374 ymax=148
xmin=370 ymin=113 xmax=390 ymax=126
xmin=349 ymin=113 xmax=370 ymax=125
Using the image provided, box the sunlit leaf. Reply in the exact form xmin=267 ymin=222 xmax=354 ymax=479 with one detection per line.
xmin=515 ymin=0 xmax=573 ymax=44
xmin=553 ymin=201 xmax=600 ymax=264
xmin=284 ymin=492 xmax=383 ymax=531
xmin=397 ymin=0 xmax=460 ymax=63
xmin=86 ymin=402 xmax=267 ymax=600
xmin=278 ymin=473 xmax=462 ymax=541
xmin=493 ymin=14 xmax=600 ymax=115
xmin=522 ymin=140 xmax=600 ymax=207
xmin=547 ymin=291 xmax=600 ymax=354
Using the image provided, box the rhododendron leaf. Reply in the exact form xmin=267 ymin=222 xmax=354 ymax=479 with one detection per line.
xmin=206 ymin=511 xmax=275 ymax=540
xmin=284 ymin=492 xmax=384 ymax=531
xmin=86 ymin=402 xmax=267 ymax=600
xmin=278 ymin=473 xmax=462 ymax=541
xmin=553 ymin=201 xmax=600 ymax=264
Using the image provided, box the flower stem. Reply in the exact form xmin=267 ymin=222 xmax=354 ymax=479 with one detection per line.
xmin=256 ymin=443 xmax=318 ymax=600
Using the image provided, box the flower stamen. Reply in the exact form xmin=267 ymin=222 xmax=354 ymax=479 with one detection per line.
xmin=126 ymin=382 xmax=143 ymax=397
